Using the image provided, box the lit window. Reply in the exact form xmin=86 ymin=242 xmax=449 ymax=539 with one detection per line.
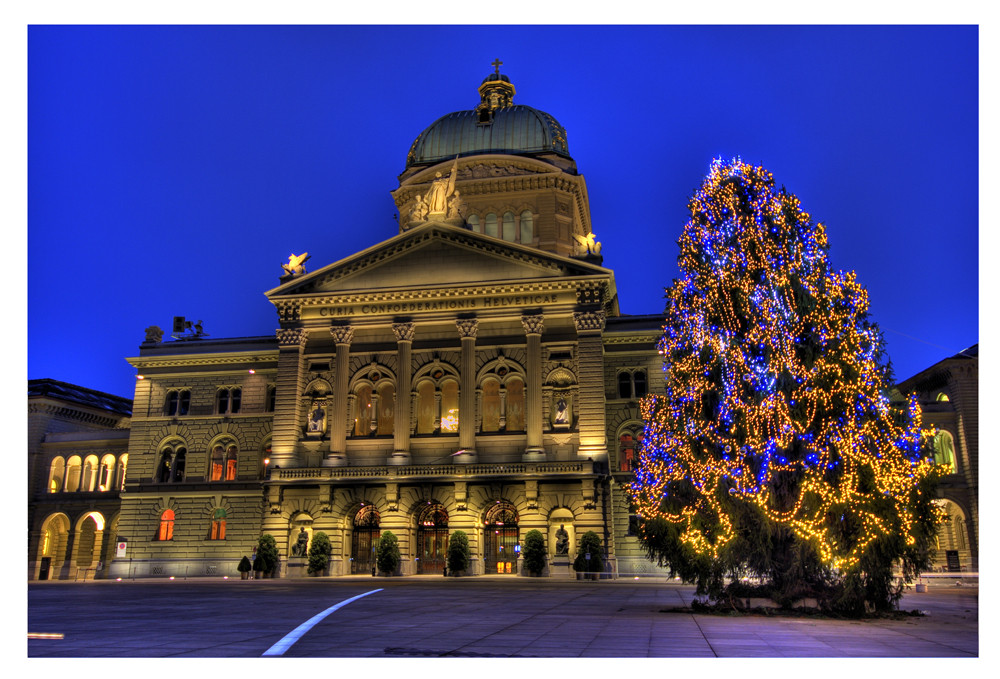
xmin=210 ymin=509 xmax=227 ymax=540
xmin=210 ymin=441 xmax=238 ymax=481
xmin=47 ymin=457 xmax=65 ymax=493
xmin=932 ymin=431 xmax=957 ymax=472
xmin=158 ymin=509 xmax=175 ymax=541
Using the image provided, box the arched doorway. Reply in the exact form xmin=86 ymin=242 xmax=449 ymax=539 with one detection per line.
xmin=416 ymin=503 xmax=448 ymax=574
xmin=74 ymin=512 xmax=106 ymax=580
xmin=484 ymin=501 xmax=519 ymax=574
xmin=351 ymin=505 xmax=380 ymax=574
xmin=37 ymin=514 xmax=70 ymax=580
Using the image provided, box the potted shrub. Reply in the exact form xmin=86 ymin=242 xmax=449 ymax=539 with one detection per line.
xmin=376 ymin=530 xmax=400 ymax=576
xmin=447 ymin=530 xmax=471 ymax=576
xmin=307 ymin=531 xmax=332 ymax=576
xmin=522 ymin=529 xmax=546 ymax=576
xmin=256 ymin=534 xmax=280 ymax=578
xmin=573 ymin=531 xmax=603 ymax=580
xmin=237 ymin=555 xmax=252 ymax=580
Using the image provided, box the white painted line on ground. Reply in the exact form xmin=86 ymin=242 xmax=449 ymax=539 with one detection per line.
xmin=262 ymin=588 xmax=383 ymax=657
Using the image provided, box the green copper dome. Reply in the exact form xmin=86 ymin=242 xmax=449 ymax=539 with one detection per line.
xmin=404 ymin=68 xmax=571 ymax=169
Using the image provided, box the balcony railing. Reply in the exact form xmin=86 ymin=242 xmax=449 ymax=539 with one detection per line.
xmin=270 ymin=460 xmax=592 ymax=482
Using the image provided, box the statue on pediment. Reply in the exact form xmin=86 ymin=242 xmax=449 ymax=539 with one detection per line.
xmin=573 ymin=232 xmax=602 ymax=256
xmin=282 ymin=252 xmax=311 ymax=276
xmin=144 ymin=325 xmax=164 ymax=343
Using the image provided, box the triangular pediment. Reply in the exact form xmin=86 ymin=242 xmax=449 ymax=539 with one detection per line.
xmin=266 ymin=221 xmax=609 ymax=300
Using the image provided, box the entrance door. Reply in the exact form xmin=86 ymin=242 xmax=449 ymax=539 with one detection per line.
xmin=351 ymin=506 xmax=380 ymax=575
xmin=484 ymin=502 xmax=518 ymax=574
xmin=39 ymin=557 xmax=51 ymax=581
xmin=416 ymin=504 xmax=448 ymax=574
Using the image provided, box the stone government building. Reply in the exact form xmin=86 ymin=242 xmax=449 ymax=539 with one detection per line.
xmin=28 ymin=68 xmax=979 ymax=580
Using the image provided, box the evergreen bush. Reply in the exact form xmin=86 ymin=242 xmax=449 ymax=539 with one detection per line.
xmin=522 ymin=529 xmax=546 ymax=576
xmin=446 ymin=530 xmax=470 ymax=575
xmin=376 ymin=530 xmax=400 ymax=576
xmin=573 ymin=531 xmax=603 ymax=574
xmin=307 ymin=531 xmax=332 ymax=575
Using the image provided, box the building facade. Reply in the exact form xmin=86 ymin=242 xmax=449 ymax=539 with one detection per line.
xmin=30 ymin=68 xmax=975 ymax=581
xmin=28 ymin=379 xmax=132 ymax=580
xmin=98 ymin=68 xmax=667 ymax=580
xmin=897 ymin=345 xmax=979 ymax=572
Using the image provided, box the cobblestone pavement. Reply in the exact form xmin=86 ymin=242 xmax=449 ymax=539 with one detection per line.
xmin=27 ymin=576 xmax=978 ymax=658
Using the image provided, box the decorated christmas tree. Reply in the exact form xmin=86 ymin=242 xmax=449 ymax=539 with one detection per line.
xmin=628 ymin=158 xmax=944 ymax=614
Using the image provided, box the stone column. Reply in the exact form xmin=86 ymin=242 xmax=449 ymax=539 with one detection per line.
xmin=522 ymin=314 xmax=546 ymax=461
xmin=326 ymin=325 xmax=354 ymax=467
xmin=456 ymin=318 xmax=479 ymax=463
xmin=390 ymin=323 xmax=415 ymax=465
xmin=574 ymin=311 xmax=608 ymax=461
xmin=271 ymin=328 xmax=308 ymax=468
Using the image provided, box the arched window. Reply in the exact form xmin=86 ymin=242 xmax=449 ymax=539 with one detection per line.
xmin=65 ymin=456 xmax=82 ymax=492
xmin=157 ymin=443 xmax=186 ymax=483
xmin=158 ymin=509 xmax=175 ymax=541
xmin=416 ymin=381 xmax=436 ymax=434
xmin=211 ymin=442 xmax=238 ymax=481
xmin=354 ymin=384 xmax=374 ymax=436
xmin=484 ymin=212 xmax=498 ymax=238
xmin=502 ymin=211 xmax=516 ymax=241
xmin=209 ymin=508 xmax=227 ymax=540
xmin=440 ymin=381 xmax=459 ymax=433
xmin=377 ymin=382 xmax=395 ymax=435
xmin=618 ymin=372 xmax=633 ymax=399
xmin=519 ymin=210 xmax=533 ymax=243
xmin=619 ymin=432 xmax=643 ymax=472
xmin=48 ymin=457 xmax=65 ymax=493
xmin=164 ymin=389 xmax=190 ymax=416
xmin=114 ymin=454 xmax=128 ymax=491
xmin=505 ymin=377 xmax=525 ymax=432
xmin=81 ymin=455 xmax=99 ymax=492
xmin=481 ymin=379 xmax=501 ymax=432
xmin=936 ymin=392 xmax=950 ymax=402
xmin=98 ymin=454 xmax=116 ymax=491
xmin=932 ymin=431 xmax=957 ymax=471
xmin=633 ymin=370 xmax=647 ymax=397
xmin=467 ymin=214 xmax=480 ymax=233
xmin=217 ymin=388 xmax=241 ymax=414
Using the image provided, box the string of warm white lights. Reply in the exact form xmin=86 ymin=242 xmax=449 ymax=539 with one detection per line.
xmin=627 ymin=158 xmax=945 ymax=571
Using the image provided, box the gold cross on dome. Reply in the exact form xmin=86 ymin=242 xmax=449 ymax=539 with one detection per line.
xmin=492 ymin=58 xmax=502 ymax=75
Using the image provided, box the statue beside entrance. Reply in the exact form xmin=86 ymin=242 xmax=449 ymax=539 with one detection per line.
xmin=555 ymin=524 xmax=569 ymax=555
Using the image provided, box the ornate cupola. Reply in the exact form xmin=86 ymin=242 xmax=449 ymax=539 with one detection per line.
xmin=393 ymin=63 xmax=603 ymax=262
xmin=475 ymin=58 xmax=516 ymax=123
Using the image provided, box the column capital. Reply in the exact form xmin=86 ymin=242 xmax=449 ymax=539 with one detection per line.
xmin=573 ymin=310 xmax=606 ymax=334
xmin=276 ymin=328 xmax=308 ymax=347
xmin=521 ymin=314 xmax=545 ymax=336
xmin=456 ymin=318 xmax=479 ymax=339
xmin=329 ymin=325 xmax=355 ymax=345
xmin=392 ymin=322 xmax=416 ymax=342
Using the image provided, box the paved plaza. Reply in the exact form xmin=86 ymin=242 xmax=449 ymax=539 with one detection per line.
xmin=27 ymin=576 xmax=978 ymax=658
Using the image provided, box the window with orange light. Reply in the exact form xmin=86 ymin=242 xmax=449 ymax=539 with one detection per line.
xmin=158 ymin=509 xmax=175 ymax=540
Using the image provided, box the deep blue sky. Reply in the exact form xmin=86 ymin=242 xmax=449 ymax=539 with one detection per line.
xmin=28 ymin=25 xmax=978 ymax=400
